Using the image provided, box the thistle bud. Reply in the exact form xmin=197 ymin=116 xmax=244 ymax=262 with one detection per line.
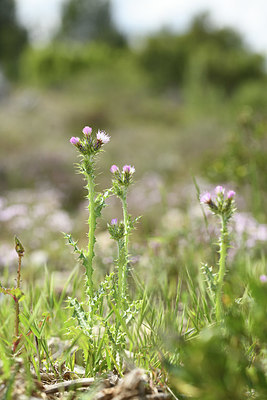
xmin=82 ymin=126 xmax=92 ymax=136
xmin=227 ymin=190 xmax=236 ymax=200
xmin=215 ymin=186 xmax=224 ymax=195
xmin=110 ymin=165 xmax=119 ymax=174
xmin=70 ymin=137 xmax=80 ymax=145
xmin=200 ymin=192 xmax=212 ymax=204
xmin=260 ymin=274 xmax=267 ymax=283
xmin=108 ymin=219 xmax=124 ymax=240
xmin=123 ymin=165 xmax=135 ymax=174
xmin=15 ymin=236 xmax=24 ymax=256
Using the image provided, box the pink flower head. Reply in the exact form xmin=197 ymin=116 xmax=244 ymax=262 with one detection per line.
xmin=70 ymin=137 xmax=80 ymax=145
xmin=123 ymin=165 xmax=135 ymax=174
xmin=200 ymin=192 xmax=212 ymax=204
xmin=110 ymin=165 xmax=119 ymax=174
xmin=227 ymin=190 xmax=236 ymax=200
xmin=215 ymin=186 xmax=224 ymax=195
xmin=111 ymin=218 xmax=118 ymax=225
xmin=260 ymin=274 xmax=267 ymax=283
xmin=82 ymin=126 xmax=92 ymax=136
xmin=96 ymin=130 xmax=110 ymax=144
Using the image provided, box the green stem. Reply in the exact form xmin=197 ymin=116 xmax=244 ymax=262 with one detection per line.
xmin=122 ymin=193 xmax=129 ymax=253
xmin=86 ymin=173 xmax=96 ymax=298
xmin=117 ymin=238 xmax=125 ymax=306
xmin=14 ymin=299 xmax=19 ymax=338
xmin=121 ymin=192 xmax=129 ymax=301
xmin=17 ymin=254 xmax=22 ymax=290
xmin=215 ymin=216 xmax=228 ymax=321
xmin=15 ymin=254 xmax=22 ymax=338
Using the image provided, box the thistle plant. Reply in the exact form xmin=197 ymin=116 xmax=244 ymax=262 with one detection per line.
xmin=108 ymin=218 xmax=125 ymax=307
xmin=67 ymin=127 xmax=140 ymax=372
xmin=108 ymin=165 xmax=138 ymax=308
xmin=200 ymin=186 xmax=236 ymax=321
xmin=69 ymin=126 xmax=110 ymax=298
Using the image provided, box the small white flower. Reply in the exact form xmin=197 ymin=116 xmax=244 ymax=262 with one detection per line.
xmin=97 ymin=130 xmax=110 ymax=144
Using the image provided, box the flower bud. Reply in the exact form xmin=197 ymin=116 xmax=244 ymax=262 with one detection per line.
xmin=110 ymin=165 xmax=119 ymax=174
xmin=82 ymin=126 xmax=92 ymax=136
xmin=227 ymin=190 xmax=236 ymax=200
xmin=200 ymin=192 xmax=212 ymax=204
xmin=215 ymin=186 xmax=224 ymax=195
xmin=108 ymin=219 xmax=124 ymax=240
xmin=260 ymin=274 xmax=267 ymax=283
xmin=123 ymin=165 xmax=135 ymax=174
xmin=15 ymin=236 xmax=24 ymax=256
xmin=70 ymin=137 xmax=80 ymax=145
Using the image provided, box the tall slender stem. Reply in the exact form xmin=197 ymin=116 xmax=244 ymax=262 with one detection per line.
xmin=17 ymin=255 xmax=22 ymax=290
xmin=15 ymin=254 xmax=22 ymax=338
xmin=215 ymin=216 xmax=228 ymax=321
xmin=86 ymin=173 xmax=96 ymax=298
xmin=121 ymin=192 xmax=129 ymax=299
xmin=14 ymin=299 xmax=19 ymax=338
xmin=117 ymin=238 xmax=125 ymax=306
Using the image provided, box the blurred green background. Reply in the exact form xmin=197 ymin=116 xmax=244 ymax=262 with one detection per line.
xmin=0 ymin=0 xmax=266 ymax=274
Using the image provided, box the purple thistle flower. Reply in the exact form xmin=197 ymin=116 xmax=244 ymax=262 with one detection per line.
xmin=123 ymin=165 xmax=130 ymax=173
xmin=260 ymin=274 xmax=267 ymax=283
xmin=111 ymin=218 xmax=118 ymax=225
xmin=200 ymin=192 xmax=212 ymax=204
xmin=123 ymin=165 xmax=135 ymax=174
xmin=70 ymin=137 xmax=80 ymax=145
xmin=96 ymin=130 xmax=110 ymax=144
xmin=82 ymin=126 xmax=92 ymax=136
xmin=110 ymin=165 xmax=119 ymax=173
xmin=215 ymin=186 xmax=225 ymax=195
xmin=227 ymin=190 xmax=236 ymax=199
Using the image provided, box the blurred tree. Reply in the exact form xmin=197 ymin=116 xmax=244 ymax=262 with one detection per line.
xmin=139 ymin=13 xmax=266 ymax=94
xmin=188 ymin=12 xmax=243 ymax=50
xmin=0 ymin=0 xmax=28 ymax=78
xmin=57 ymin=0 xmax=126 ymax=47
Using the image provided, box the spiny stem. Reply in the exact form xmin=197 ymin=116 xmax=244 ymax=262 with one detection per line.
xmin=14 ymin=299 xmax=19 ymax=338
xmin=17 ymin=254 xmax=22 ymax=290
xmin=215 ymin=216 xmax=228 ymax=321
xmin=14 ymin=235 xmax=24 ymax=340
xmin=122 ymin=194 xmax=129 ymax=253
xmin=86 ymin=173 xmax=96 ymax=298
xmin=121 ymin=192 xmax=129 ymax=300
xmin=117 ymin=239 xmax=125 ymax=307
xmin=15 ymin=254 xmax=23 ymax=338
